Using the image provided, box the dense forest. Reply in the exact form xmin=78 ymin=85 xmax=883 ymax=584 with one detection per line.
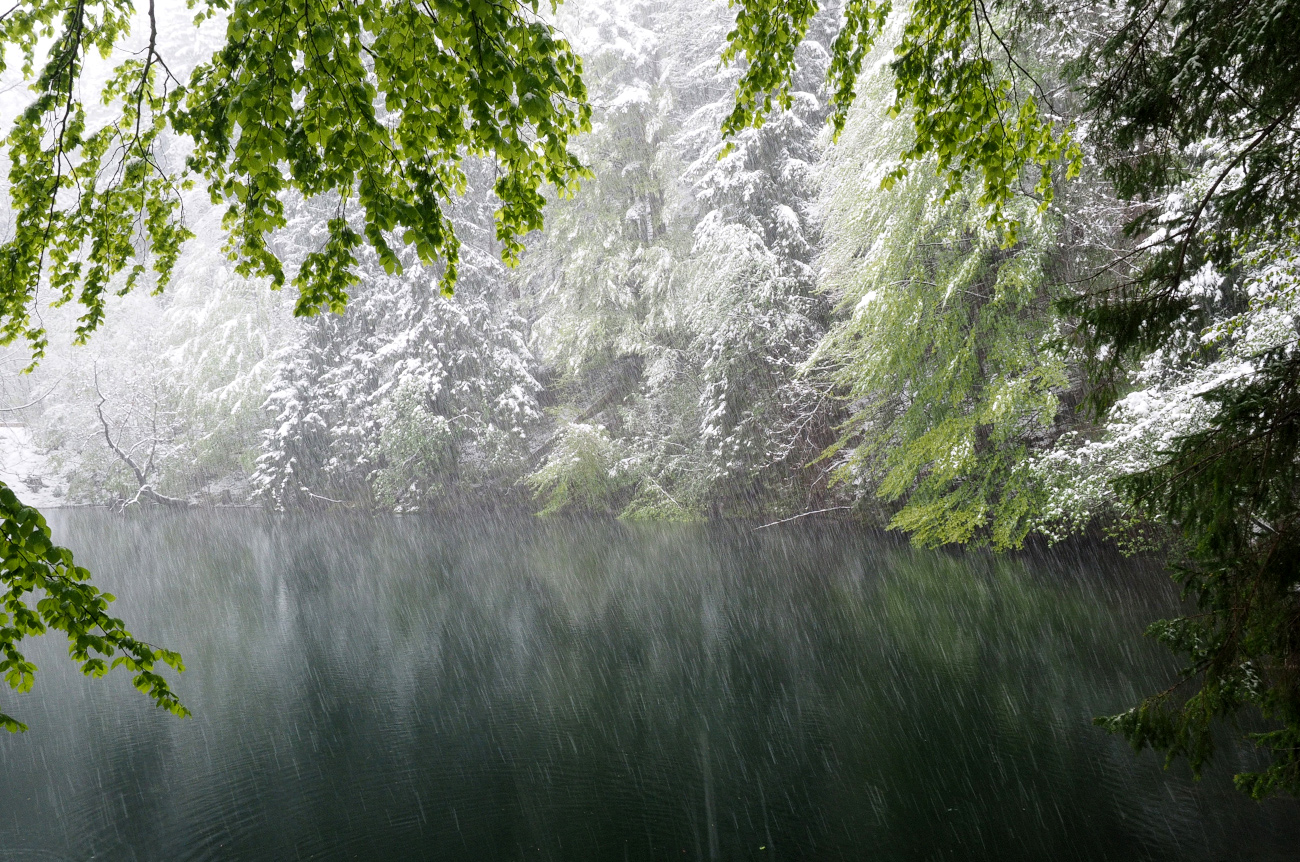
xmin=2 ymin=0 xmax=1298 ymax=801
xmin=0 ymin=0 xmax=1211 ymax=534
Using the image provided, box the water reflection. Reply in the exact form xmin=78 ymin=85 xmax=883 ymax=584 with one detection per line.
xmin=1 ymin=512 xmax=1296 ymax=860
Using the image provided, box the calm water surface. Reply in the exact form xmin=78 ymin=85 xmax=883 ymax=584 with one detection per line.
xmin=1 ymin=512 xmax=1297 ymax=860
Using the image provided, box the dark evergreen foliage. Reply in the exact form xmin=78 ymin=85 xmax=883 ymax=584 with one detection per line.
xmin=1058 ymin=0 xmax=1300 ymax=795
xmin=1098 ymin=348 xmax=1300 ymax=796
xmin=1066 ymin=0 xmax=1300 ymax=394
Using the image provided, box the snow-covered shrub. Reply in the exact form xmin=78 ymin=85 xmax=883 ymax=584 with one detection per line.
xmin=527 ymin=423 xmax=632 ymax=515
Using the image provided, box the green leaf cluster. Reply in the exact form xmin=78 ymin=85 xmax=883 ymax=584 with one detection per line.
xmin=0 ymin=0 xmax=191 ymax=366
xmin=1 ymin=481 xmax=188 ymax=732
xmin=175 ymin=0 xmax=591 ymax=313
xmin=722 ymin=0 xmax=1080 ymax=240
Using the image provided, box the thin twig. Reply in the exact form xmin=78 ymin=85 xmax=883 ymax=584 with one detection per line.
xmin=0 ymin=377 xmax=65 ymax=412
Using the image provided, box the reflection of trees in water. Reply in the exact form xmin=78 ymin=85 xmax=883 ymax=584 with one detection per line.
xmin=815 ymin=548 xmax=1149 ymax=857
xmin=11 ymin=513 xmax=1299 ymax=860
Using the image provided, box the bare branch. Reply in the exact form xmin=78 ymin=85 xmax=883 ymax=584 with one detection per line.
xmin=754 ymin=506 xmax=854 ymax=530
xmin=94 ymin=365 xmax=147 ymax=488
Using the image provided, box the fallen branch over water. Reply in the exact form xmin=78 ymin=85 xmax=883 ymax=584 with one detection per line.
xmin=753 ymin=506 xmax=853 ymax=530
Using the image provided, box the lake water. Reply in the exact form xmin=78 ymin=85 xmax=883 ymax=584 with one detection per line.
xmin=2 ymin=512 xmax=1297 ymax=860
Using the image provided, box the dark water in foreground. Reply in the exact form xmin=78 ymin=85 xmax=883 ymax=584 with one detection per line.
xmin=1 ymin=512 xmax=1297 ymax=860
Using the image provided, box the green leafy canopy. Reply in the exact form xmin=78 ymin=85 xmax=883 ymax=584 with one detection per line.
xmin=0 ymin=0 xmax=592 ymax=363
